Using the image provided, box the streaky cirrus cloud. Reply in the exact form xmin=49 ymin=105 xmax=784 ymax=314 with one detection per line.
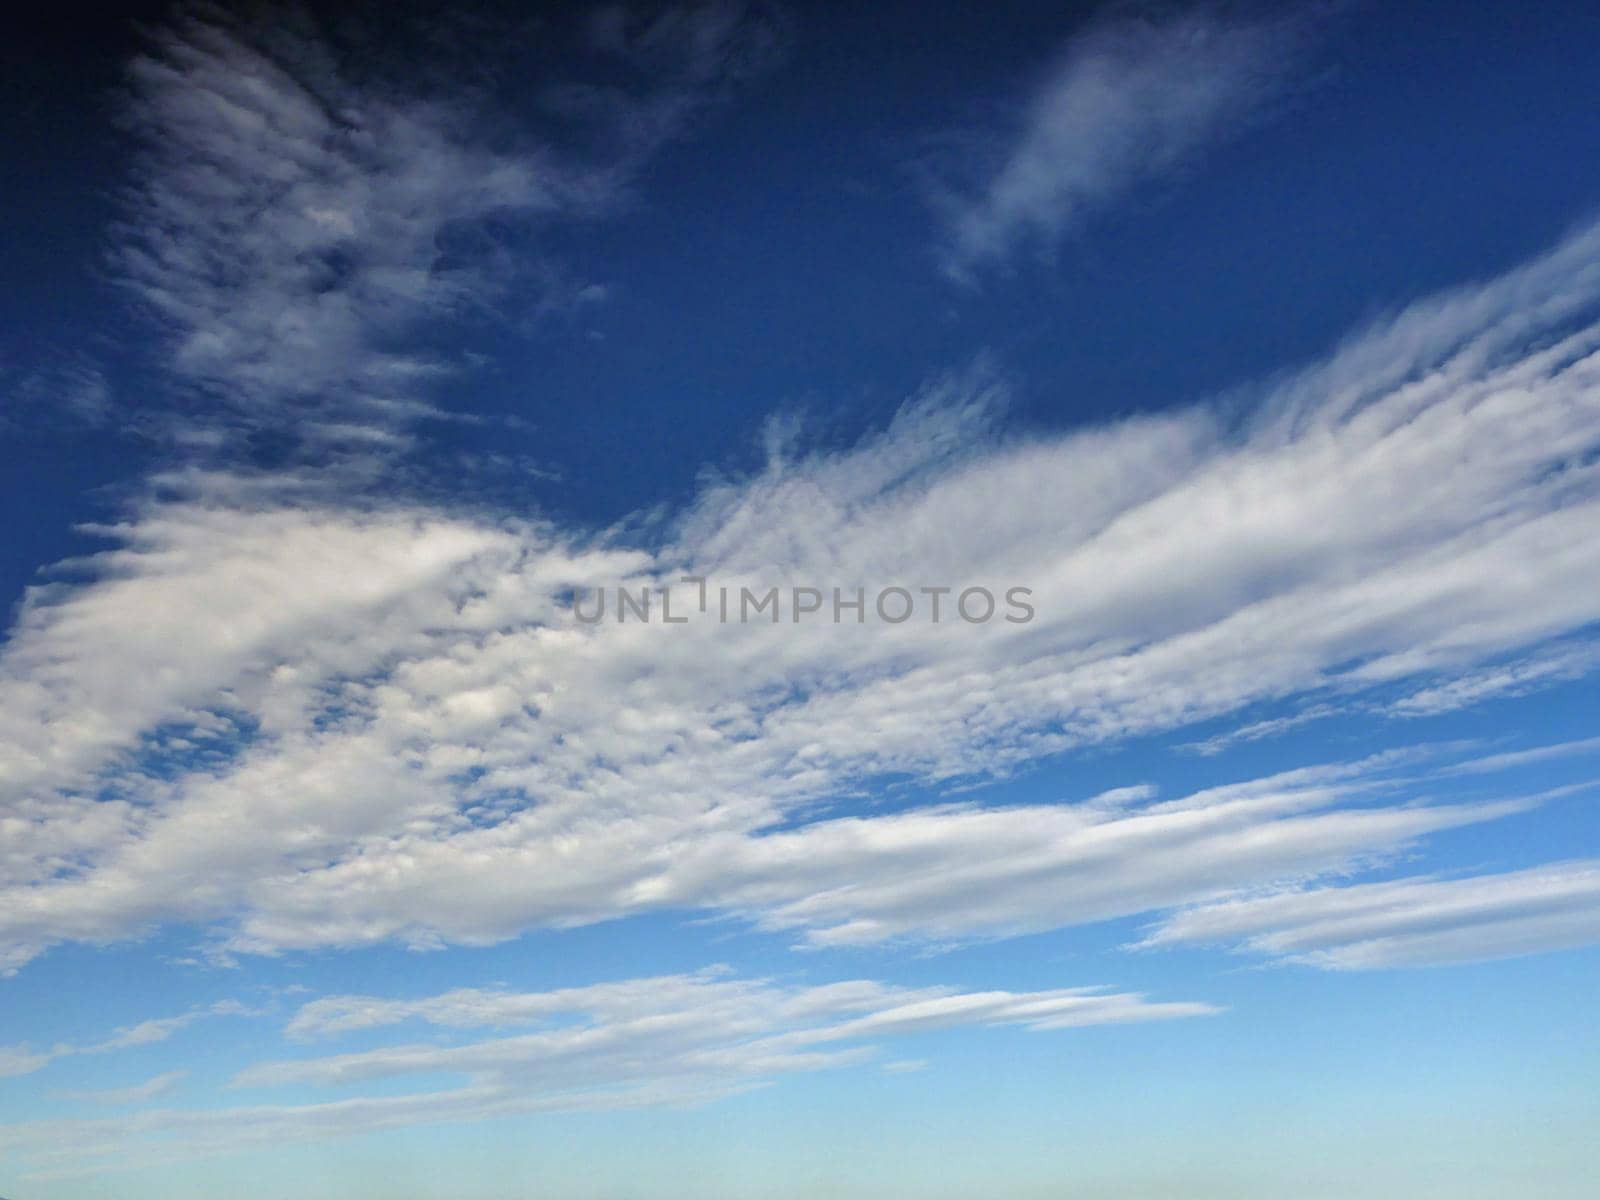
xmin=56 ymin=1071 xmax=190 ymax=1107
xmin=932 ymin=4 xmax=1319 ymax=280
xmin=0 ymin=1001 xmax=250 ymax=1081
xmin=1438 ymin=735 xmax=1600 ymax=778
xmin=1138 ymin=858 xmax=1600 ymax=968
xmin=0 ymin=967 xmax=1214 ymax=1177
xmin=3 ymin=204 xmax=1600 ymax=968
xmin=1181 ymin=640 xmax=1600 ymax=754
xmin=1385 ymin=641 xmax=1600 ymax=717
xmin=111 ymin=2 xmax=782 ymax=448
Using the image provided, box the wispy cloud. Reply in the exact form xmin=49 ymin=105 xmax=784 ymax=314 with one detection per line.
xmin=0 ymin=967 xmax=1211 ymax=1176
xmin=0 ymin=1002 xmax=249 ymax=1081
xmin=56 ymin=1071 xmax=189 ymax=1106
xmin=110 ymin=3 xmax=781 ymax=449
xmin=1439 ymin=736 xmax=1600 ymax=778
xmin=1138 ymin=859 xmax=1600 ymax=968
xmin=1181 ymin=703 xmax=1340 ymax=756
xmin=4 ymin=203 xmax=1600 ymax=969
xmin=932 ymin=5 xmax=1318 ymax=280
xmin=115 ymin=9 xmax=556 ymax=442
xmin=673 ymin=761 xmax=1530 ymax=948
xmin=568 ymin=0 xmax=790 ymax=159
xmin=1184 ymin=641 xmax=1600 ymax=755
xmin=1 ymin=359 xmax=113 ymax=434
xmin=1386 ymin=642 xmax=1600 ymax=717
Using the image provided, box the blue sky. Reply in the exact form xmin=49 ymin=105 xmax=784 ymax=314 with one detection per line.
xmin=2 ymin=1 xmax=1599 ymax=1196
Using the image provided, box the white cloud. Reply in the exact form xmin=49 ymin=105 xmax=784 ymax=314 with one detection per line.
xmin=881 ymin=1058 xmax=927 ymax=1073
xmin=0 ymin=967 xmax=1211 ymax=1177
xmin=0 ymin=1002 xmax=249 ymax=1081
xmin=934 ymin=5 xmax=1315 ymax=279
xmin=1180 ymin=703 xmax=1340 ymax=756
xmin=111 ymin=4 xmax=780 ymax=447
xmin=241 ymin=748 xmax=1504 ymax=954
xmin=1138 ymin=859 xmax=1600 ymax=968
xmin=1440 ymin=736 xmax=1600 ymax=777
xmin=57 ymin=1071 xmax=190 ymax=1106
xmin=1185 ymin=641 xmax=1600 ymax=753
xmin=673 ymin=770 xmax=1527 ymax=948
xmin=0 ymin=1046 xmax=53 ymax=1080
xmin=83 ymin=1002 xmax=253 ymax=1053
xmin=10 ymin=5 xmax=1598 ymax=1184
xmin=0 ymin=496 xmax=521 ymax=806
xmin=1387 ymin=642 xmax=1600 ymax=717
xmin=6 ymin=151 xmax=1600 ymax=974
xmin=116 ymin=12 xmax=555 ymax=440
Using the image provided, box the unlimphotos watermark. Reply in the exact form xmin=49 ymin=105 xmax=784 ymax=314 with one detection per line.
xmin=570 ymin=577 xmax=1035 ymax=625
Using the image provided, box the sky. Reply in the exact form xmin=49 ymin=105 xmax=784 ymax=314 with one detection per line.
xmin=1 ymin=1 xmax=1599 ymax=1196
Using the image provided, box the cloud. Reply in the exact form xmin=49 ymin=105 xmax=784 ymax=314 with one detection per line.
xmin=1439 ymin=736 xmax=1600 ymax=778
xmin=1386 ymin=642 xmax=1600 ymax=717
xmin=1 ymin=359 xmax=113 ymax=434
xmin=11 ymin=4 xmax=1597 ymax=1185
xmin=933 ymin=5 xmax=1317 ymax=280
xmin=56 ymin=1071 xmax=189 ymax=1106
xmin=671 ymin=767 xmax=1527 ymax=948
xmin=0 ymin=1002 xmax=249 ymax=1082
xmin=114 ymin=9 xmax=555 ymax=442
xmin=242 ymin=747 xmax=1512 ymax=954
xmin=0 ymin=967 xmax=1212 ymax=1176
xmin=568 ymin=1 xmax=790 ymax=159
xmin=1183 ymin=640 xmax=1600 ymax=755
xmin=5 ymin=185 xmax=1600 ymax=972
xmin=1180 ymin=703 xmax=1340 ymax=756
xmin=109 ymin=3 xmax=781 ymax=449
xmin=1137 ymin=859 xmax=1600 ymax=968
xmin=82 ymin=1002 xmax=253 ymax=1053
xmin=0 ymin=1047 xmax=53 ymax=1080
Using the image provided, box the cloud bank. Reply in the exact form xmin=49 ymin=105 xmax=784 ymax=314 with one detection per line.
xmin=5 ymin=205 xmax=1600 ymax=969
